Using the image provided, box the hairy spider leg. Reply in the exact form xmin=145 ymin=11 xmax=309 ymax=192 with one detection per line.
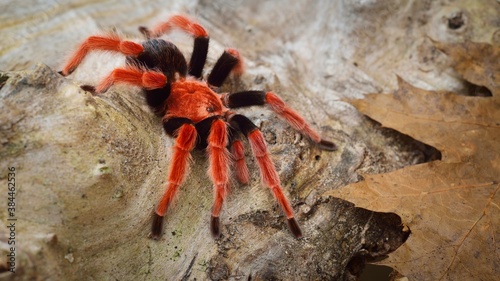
xmin=140 ymin=15 xmax=209 ymax=78
xmin=230 ymin=114 xmax=303 ymax=238
xmin=61 ymin=34 xmax=144 ymax=76
xmin=207 ymin=48 xmax=244 ymax=88
xmin=206 ymin=119 xmax=231 ymax=237
xmin=149 ymin=14 xmax=209 ymax=38
xmin=93 ymin=66 xmax=167 ymax=93
xmin=228 ymin=126 xmax=250 ymax=184
xmin=151 ymin=122 xmax=197 ymax=239
xmin=225 ymin=91 xmax=337 ymax=151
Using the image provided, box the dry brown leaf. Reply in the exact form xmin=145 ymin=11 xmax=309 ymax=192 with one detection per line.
xmin=325 ymin=41 xmax=500 ymax=280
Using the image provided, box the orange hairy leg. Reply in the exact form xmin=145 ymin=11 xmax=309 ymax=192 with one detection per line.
xmin=93 ymin=67 xmax=167 ymax=93
xmin=206 ymin=119 xmax=231 ymax=237
xmin=151 ymin=123 xmax=197 ymax=239
xmin=247 ymin=129 xmax=302 ymax=238
xmin=61 ymin=35 xmax=144 ymax=76
xmin=224 ymin=91 xmax=337 ymax=151
xmin=230 ymin=114 xmax=302 ymax=238
xmin=148 ymin=14 xmax=208 ymax=38
xmin=265 ymin=92 xmax=336 ymax=150
xmin=230 ymin=140 xmax=249 ymax=184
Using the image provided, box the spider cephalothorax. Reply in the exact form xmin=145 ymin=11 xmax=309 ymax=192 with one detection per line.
xmin=61 ymin=15 xmax=336 ymax=239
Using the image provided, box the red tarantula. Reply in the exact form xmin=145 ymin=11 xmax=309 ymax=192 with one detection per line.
xmin=60 ymin=15 xmax=336 ymax=239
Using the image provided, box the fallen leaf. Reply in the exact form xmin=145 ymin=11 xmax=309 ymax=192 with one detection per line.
xmin=325 ymin=41 xmax=500 ymax=280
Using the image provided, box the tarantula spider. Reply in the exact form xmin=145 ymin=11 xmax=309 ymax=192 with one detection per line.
xmin=60 ymin=15 xmax=336 ymax=239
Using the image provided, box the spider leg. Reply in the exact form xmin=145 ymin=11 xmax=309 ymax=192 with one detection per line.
xmin=151 ymin=120 xmax=197 ymax=239
xmin=148 ymin=14 xmax=208 ymax=38
xmin=61 ymin=34 xmax=144 ymax=76
xmin=224 ymin=91 xmax=337 ymax=151
xmin=229 ymin=114 xmax=303 ymax=238
xmin=206 ymin=119 xmax=231 ymax=237
xmin=228 ymin=125 xmax=250 ymax=184
xmin=140 ymin=15 xmax=209 ymax=79
xmin=207 ymin=48 xmax=244 ymax=88
xmin=85 ymin=66 xmax=167 ymax=94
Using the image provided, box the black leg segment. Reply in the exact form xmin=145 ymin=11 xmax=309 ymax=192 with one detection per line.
xmin=227 ymin=122 xmax=243 ymax=145
xmin=163 ymin=118 xmax=194 ymax=137
xmin=207 ymin=50 xmax=240 ymax=88
xmin=151 ymin=212 xmax=164 ymax=240
xmin=210 ymin=215 xmax=221 ymax=238
xmin=225 ymin=91 xmax=267 ymax=108
xmin=189 ymin=37 xmax=209 ymax=78
xmin=194 ymin=116 xmax=221 ymax=149
xmin=144 ymin=86 xmax=171 ymax=115
xmin=229 ymin=114 xmax=259 ymax=136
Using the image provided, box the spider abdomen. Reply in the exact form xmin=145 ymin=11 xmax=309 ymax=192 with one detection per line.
xmin=127 ymin=39 xmax=187 ymax=81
